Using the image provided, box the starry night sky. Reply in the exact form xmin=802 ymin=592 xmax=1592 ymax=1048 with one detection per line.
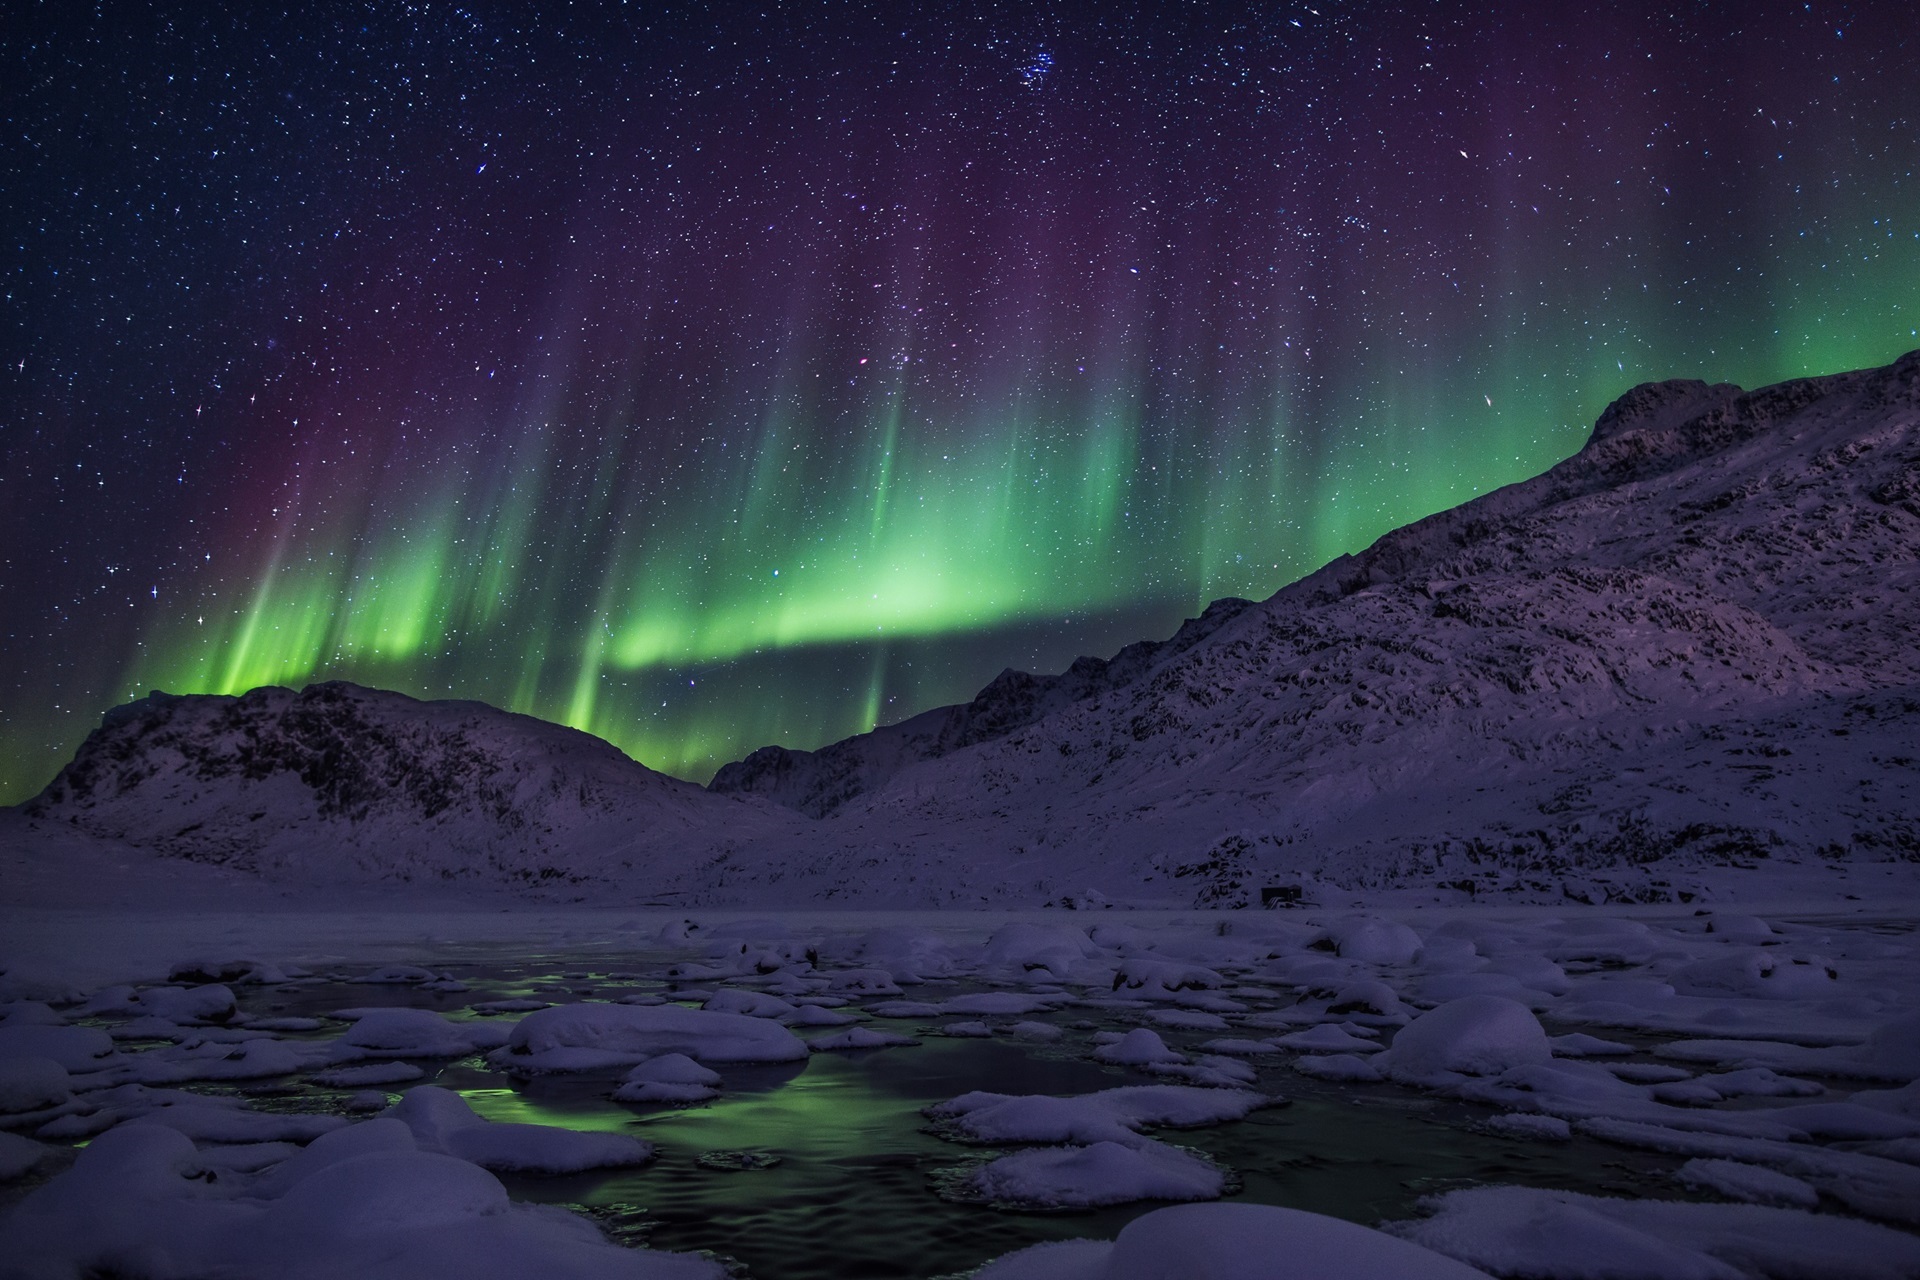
xmin=4 ymin=1 xmax=1917 ymax=801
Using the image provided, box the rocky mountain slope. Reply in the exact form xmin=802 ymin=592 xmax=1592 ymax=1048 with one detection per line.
xmin=708 ymin=596 xmax=1254 ymax=817
xmin=11 ymin=350 xmax=1918 ymax=907
xmin=16 ymin=682 xmax=800 ymax=892
xmin=760 ymin=349 xmax=1919 ymax=904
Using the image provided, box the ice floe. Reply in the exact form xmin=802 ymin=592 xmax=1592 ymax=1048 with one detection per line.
xmin=497 ymin=1001 xmax=807 ymax=1072
xmin=0 ymin=1120 xmax=724 ymax=1279
xmin=1388 ymin=1185 xmax=1920 ymax=1280
xmin=973 ymin=1202 xmax=1493 ymax=1278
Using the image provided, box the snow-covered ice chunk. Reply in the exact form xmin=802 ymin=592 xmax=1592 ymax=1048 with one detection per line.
xmin=0 ymin=1123 xmax=256 ymax=1275
xmin=0 ymin=1131 xmax=49 ymax=1180
xmin=964 ymin=1139 xmax=1227 ymax=1208
xmin=310 ymin=1061 xmax=427 ymax=1088
xmin=1149 ymin=1008 xmax=1231 ymax=1032
xmin=499 ymin=1002 xmax=807 ymax=1071
xmin=1690 ymin=1068 xmax=1822 ymax=1100
xmin=245 ymin=1116 xmax=420 ymax=1198
xmin=1550 ymin=1033 xmax=1633 ymax=1057
xmin=89 ymin=983 xmax=241 ymax=1025
xmin=823 ymin=966 xmax=906 ymax=995
xmin=116 ymin=1094 xmax=349 ymax=1145
xmin=702 ymin=988 xmax=796 ymax=1018
xmin=1325 ymin=917 xmax=1423 ymax=966
xmin=1571 ymin=1118 xmax=1920 ymax=1225
xmin=1094 ymin=1028 xmax=1186 ymax=1066
xmin=982 ymin=923 xmax=1101 ymax=978
xmin=1323 ymin=980 xmax=1410 ymax=1023
xmin=1539 ymin=918 xmax=1660 ymax=966
xmin=941 ymin=1020 xmax=994 ymax=1038
xmin=1660 ymin=1012 xmax=1920 ymax=1082
xmin=1112 ymin=958 xmax=1226 ymax=997
xmin=1483 ymin=953 xmax=1572 ymax=996
xmin=612 ymin=1053 xmax=722 ymax=1101
xmin=928 ymin=1085 xmax=1266 ymax=1146
xmin=0 ymin=1003 xmax=66 ymax=1027
xmin=1009 ymin=1020 xmax=1064 ymax=1042
xmin=973 ymin=1202 xmax=1492 ymax=1279
xmin=1388 ymin=1185 xmax=1920 ymax=1280
xmin=0 ymin=1058 xmax=71 ymax=1113
xmin=335 ymin=1008 xmax=510 ymax=1059
xmin=780 ymin=1004 xmax=857 ymax=1027
xmin=1377 ymin=995 xmax=1552 ymax=1085
xmin=1767 ymin=1102 xmax=1920 ymax=1141
xmin=622 ymin=1053 xmax=721 ymax=1087
xmin=0 ymin=1024 xmax=116 ymax=1073
xmin=1677 ymin=1159 xmax=1820 ymax=1208
xmin=127 ymin=1035 xmax=315 ymax=1084
xmin=864 ymin=1000 xmax=946 ymax=1018
xmin=1704 ymin=915 xmax=1780 ymax=944
xmin=1272 ymin=1024 xmax=1383 ymax=1054
xmin=851 ymin=925 xmax=960 ymax=981
xmin=806 ymin=1026 xmax=919 ymax=1052
xmin=391 ymin=1086 xmax=654 ymax=1173
xmin=1669 ymin=950 xmax=1838 ymax=1000
xmin=167 ymin=956 xmax=296 ymax=986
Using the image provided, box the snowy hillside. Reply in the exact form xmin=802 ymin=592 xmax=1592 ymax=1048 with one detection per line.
xmin=709 ymin=350 xmax=1920 ymax=905
xmin=709 ymin=596 xmax=1255 ymax=817
xmin=9 ymin=351 xmax=1918 ymax=907
xmin=15 ymin=682 xmax=800 ymax=893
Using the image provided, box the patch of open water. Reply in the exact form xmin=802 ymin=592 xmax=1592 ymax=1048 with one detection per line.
xmin=184 ymin=952 xmax=1700 ymax=1280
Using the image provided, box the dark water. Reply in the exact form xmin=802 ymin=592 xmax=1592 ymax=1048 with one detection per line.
xmin=150 ymin=958 xmax=1697 ymax=1280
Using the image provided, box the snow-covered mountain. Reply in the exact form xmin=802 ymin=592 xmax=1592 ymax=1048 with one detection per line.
xmin=16 ymin=682 xmax=801 ymax=892
xmin=12 ymin=350 xmax=1918 ymax=906
xmin=757 ymin=350 xmax=1919 ymax=905
xmin=709 ymin=596 xmax=1256 ymax=817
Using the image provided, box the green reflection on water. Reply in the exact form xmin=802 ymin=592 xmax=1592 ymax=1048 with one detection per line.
xmin=450 ymin=1035 xmax=1696 ymax=1280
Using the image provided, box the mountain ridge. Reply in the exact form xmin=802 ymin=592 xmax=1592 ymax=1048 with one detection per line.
xmin=11 ymin=350 xmax=1918 ymax=907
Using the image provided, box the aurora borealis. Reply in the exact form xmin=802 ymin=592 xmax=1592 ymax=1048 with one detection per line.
xmin=4 ymin=3 xmax=1917 ymax=802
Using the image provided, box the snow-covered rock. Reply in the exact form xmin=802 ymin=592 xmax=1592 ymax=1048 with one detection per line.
xmin=499 ymin=1001 xmax=807 ymax=1071
xmin=335 ymin=1008 xmax=509 ymax=1059
xmin=1388 ymin=1185 xmax=1920 ymax=1280
xmin=0 ymin=1058 xmax=71 ymax=1113
xmin=0 ymin=1119 xmax=725 ymax=1280
xmin=1376 ymin=995 xmax=1554 ymax=1085
xmin=611 ymin=1053 xmax=723 ymax=1103
xmin=973 ymin=1202 xmax=1493 ymax=1279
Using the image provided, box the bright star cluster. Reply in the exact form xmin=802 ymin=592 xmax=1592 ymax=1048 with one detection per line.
xmin=3 ymin=2 xmax=1917 ymax=800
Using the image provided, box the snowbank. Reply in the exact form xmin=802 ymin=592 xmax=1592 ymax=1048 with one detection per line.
xmin=973 ymin=1202 xmax=1493 ymax=1279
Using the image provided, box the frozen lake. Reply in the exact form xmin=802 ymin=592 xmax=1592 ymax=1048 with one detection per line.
xmin=3 ymin=906 xmax=1919 ymax=1278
